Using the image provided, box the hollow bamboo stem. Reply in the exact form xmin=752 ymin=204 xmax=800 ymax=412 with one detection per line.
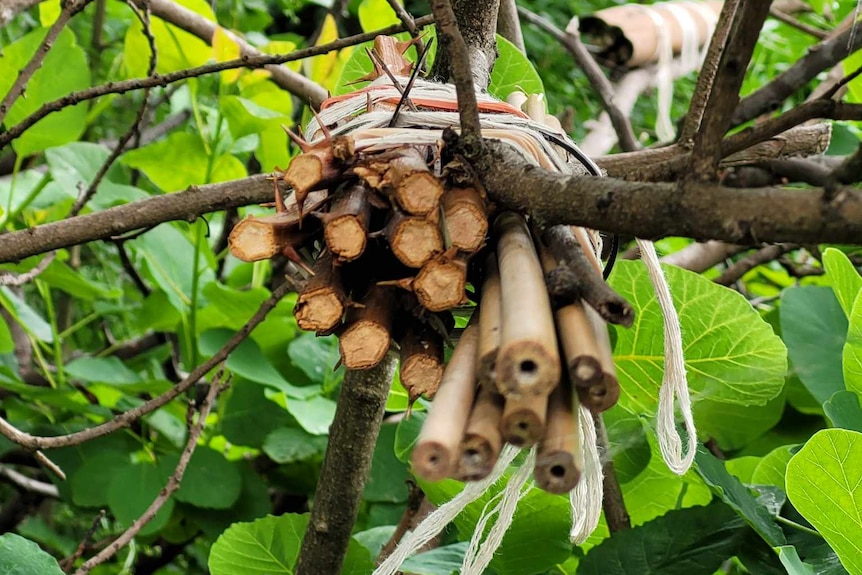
xmin=476 ymin=252 xmax=502 ymax=388
xmin=455 ymin=384 xmax=504 ymax=481
xmin=339 ymin=285 xmax=395 ymax=370
xmin=500 ymin=390 xmax=549 ymax=447
xmin=494 ymin=212 xmax=561 ymax=397
xmin=412 ymin=320 xmax=480 ymax=481
xmin=534 ymin=378 xmax=581 ymax=494
xmin=579 ymin=307 xmax=621 ymax=413
xmin=294 ymin=250 xmax=346 ymax=333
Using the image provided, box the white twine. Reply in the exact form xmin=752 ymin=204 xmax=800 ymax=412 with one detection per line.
xmin=372 ymin=446 xmax=521 ymax=575
xmin=637 ymin=239 xmax=696 ymax=475
xmin=461 ymin=448 xmax=537 ymax=575
xmin=569 ymin=405 xmax=603 ymax=544
xmin=641 ymin=6 xmax=676 ymax=142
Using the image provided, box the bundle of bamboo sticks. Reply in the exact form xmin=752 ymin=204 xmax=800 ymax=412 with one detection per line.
xmin=227 ymin=36 xmax=634 ymax=495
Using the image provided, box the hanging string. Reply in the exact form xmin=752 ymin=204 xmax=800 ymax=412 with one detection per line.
xmin=569 ymin=405 xmax=603 ymax=543
xmin=637 ymin=239 xmax=697 ymax=474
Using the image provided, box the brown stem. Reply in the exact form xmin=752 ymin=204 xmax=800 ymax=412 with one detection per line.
xmin=294 ymin=250 xmax=346 ymax=334
xmin=442 ymin=186 xmax=488 ymax=252
xmin=494 ymin=212 xmax=560 ymax=398
xmin=713 ymin=243 xmax=799 ymax=286
xmin=339 ymin=285 xmax=396 ymax=370
xmin=384 ymin=208 xmax=444 ymax=268
xmin=321 ymin=182 xmax=372 ymax=263
xmin=412 ymin=320 xmax=479 ymax=481
xmin=295 ymin=357 xmax=397 ymax=575
xmin=496 ymin=0 xmax=524 ymax=53
xmin=594 ymin=413 xmax=631 ymax=533
xmin=398 ymin=320 xmax=444 ymax=404
xmin=413 ymin=252 xmax=469 ymax=312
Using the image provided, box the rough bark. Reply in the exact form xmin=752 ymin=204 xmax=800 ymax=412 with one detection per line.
xmin=431 ymin=0 xmax=500 ymax=91
xmin=295 ymin=358 xmax=396 ymax=575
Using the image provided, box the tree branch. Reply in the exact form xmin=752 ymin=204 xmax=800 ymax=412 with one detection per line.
xmin=72 ymin=372 xmax=227 ymax=574
xmin=594 ymin=413 xmax=630 ymax=533
xmin=0 ymin=464 xmax=59 ymax=497
xmin=295 ymin=357 xmax=396 ymax=575
xmin=0 ymin=15 xmax=434 ymax=151
xmin=518 ymin=7 xmax=638 ymax=152
xmin=496 ymin=0 xmax=524 ymax=54
xmin=662 ymin=241 xmax=747 ymax=273
xmin=714 ymin=243 xmax=800 ymax=286
xmin=0 ymin=281 xmax=291 ymax=449
xmin=430 ymin=0 xmax=499 ymax=94
xmin=689 ymin=1 xmax=772 ymax=178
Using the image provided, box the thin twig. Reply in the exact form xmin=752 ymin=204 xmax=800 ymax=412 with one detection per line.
xmin=714 ymin=243 xmax=799 ymax=286
xmin=389 ymin=39 xmax=434 ymax=127
xmin=60 ymin=510 xmax=106 ymax=573
xmin=0 ymin=281 xmax=293 ymax=450
xmin=385 ymin=0 xmax=425 ymax=56
xmin=72 ymin=372 xmax=228 ymax=574
xmin=0 ymin=464 xmax=59 ymax=497
xmin=769 ymin=7 xmax=827 ymax=39
xmin=517 ymin=7 xmax=638 ymax=152
xmin=0 ymin=15 xmax=435 ymax=151
xmin=593 ymin=413 xmax=630 ymax=533
xmin=0 ymin=0 xmax=95 ymax=126
xmin=0 ymin=252 xmax=56 ymax=286
xmin=34 ymin=450 xmax=65 ymax=480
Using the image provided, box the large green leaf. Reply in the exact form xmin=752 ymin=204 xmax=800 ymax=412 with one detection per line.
xmin=489 ymin=35 xmax=545 ymax=101
xmin=358 ymin=0 xmax=401 ymax=32
xmin=107 ymin=461 xmax=174 ymax=536
xmin=364 ymin=423 xmax=409 ymax=503
xmin=578 ymin=503 xmax=746 ymax=575
xmin=123 ymin=0 xmax=213 ymax=76
xmin=751 ymin=445 xmax=795 ymax=489
xmin=610 ymin=261 xmax=786 ymax=414
xmin=221 ymin=379 xmax=293 ymax=448
xmin=823 ymin=248 xmax=862 ymax=317
xmin=845 ymin=292 xmax=862 ymax=394
xmin=159 ymin=448 xmax=242 ymax=509
xmin=71 ymin=452 xmax=132 ymax=507
xmin=208 ymin=513 xmax=374 ymax=575
xmin=287 ymin=333 xmax=344 ymax=391
xmin=0 ymin=533 xmax=65 ymax=575
xmin=781 ymin=286 xmax=848 ymax=404
xmin=694 ymin=394 xmax=785 ymax=451
xmin=401 ymin=543 xmax=469 ymax=575
xmin=262 ymin=427 xmax=328 ymax=464
xmin=188 ymin=462 xmax=273 ymax=540
xmin=65 ymin=356 xmax=141 ymax=386
xmin=0 ymin=27 xmax=90 ymax=157
xmin=824 ymin=390 xmax=862 ymax=433
xmin=0 ymin=286 xmax=53 ymax=343
xmin=786 ymin=428 xmax=862 ymax=574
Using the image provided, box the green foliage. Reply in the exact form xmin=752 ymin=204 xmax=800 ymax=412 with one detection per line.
xmin=0 ymin=533 xmax=65 ymax=575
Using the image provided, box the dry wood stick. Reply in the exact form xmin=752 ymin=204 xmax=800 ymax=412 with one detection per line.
xmin=399 ymin=321 xmax=444 ymax=404
xmin=283 ymin=135 xmax=354 ymax=215
xmin=355 ymin=146 xmax=444 ymax=215
xmin=542 ymin=225 xmax=633 ymax=327
xmin=579 ymin=307 xmax=620 ymax=413
xmin=500 ymin=389 xmax=549 ymax=448
xmin=413 ymin=252 xmax=468 ymax=312
xmin=412 ymin=320 xmax=479 ymax=481
xmin=455 ymin=384 xmax=504 ymax=481
xmin=534 ymin=378 xmax=581 ymax=494
xmin=339 ymin=285 xmax=395 ymax=370
xmin=383 ymin=208 xmax=444 ymax=268
xmin=494 ymin=212 xmax=561 ymax=397
xmin=294 ymin=250 xmax=346 ymax=333
xmin=442 ymin=186 xmax=488 ymax=252
xmin=319 ymin=182 xmax=371 ymax=262
xmin=476 ymin=252 xmax=502 ymax=387
xmin=537 ymin=245 xmax=603 ymax=388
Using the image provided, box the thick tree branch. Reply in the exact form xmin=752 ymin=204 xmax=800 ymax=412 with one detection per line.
xmin=732 ymin=14 xmax=862 ymax=126
xmin=518 ymin=7 xmax=638 ymax=153
xmin=430 ymin=0 xmax=499 ymax=94
xmin=0 ymin=15 xmax=434 ymax=151
xmin=295 ymin=358 xmax=396 ymax=575
xmin=689 ymin=1 xmax=772 ymax=178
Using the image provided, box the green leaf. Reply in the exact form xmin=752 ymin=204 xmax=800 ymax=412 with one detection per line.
xmin=776 ymin=545 xmax=816 ymax=575
xmin=123 ymin=0 xmax=213 ymax=76
xmin=0 ymin=27 xmax=90 ymax=157
xmin=221 ymin=379 xmax=293 ymax=448
xmin=824 ymin=390 xmax=862 ymax=432
xmin=696 ymin=446 xmax=786 ymax=546
xmin=364 ymin=423 xmax=409 ymax=503
xmin=160 ymin=448 xmax=242 ymax=509
xmin=394 ymin=410 xmax=426 ymax=462
xmin=751 ymin=445 xmax=795 ymax=489
xmin=610 ymin=261 xmax=787 ymax=414
xmin=262 ymin=427 xmax=328 ymax=464
xmin=71 ymin=452 xmax=132 ymax=507
xmin=276 ymin=393 xmax=338 ymax=435
xmin=65 ymin=356 xmax=141 ymax=385
xmin=786 ymin=428 xmax=862 ymax=574
xmin=0 ymin=533 xmax=65 ymax=575
xmin=287 ymin=333 xmax=344 ymax=390
xmin=488 ymin=35 xmax=545 ymax=101
xmin=199 ymin=329 xmax=316 ymax=399
xmin=823 ymin=248 xmax=862 ymax=317
xmin=0 ymin=286 xmax=53 ymax=343
xmin=578 ymin=502 xmax=746 ymax=575
xmin=844 ymin=292 xmax=862 ymax=394
xmin=401 ymin=542 xmax=469 ymax=575
xmin=781 ymin=286 xmax=848 ymax=404
xmin=843 ymin=49 xmax=862 ymax=103
xmin=107 ymin=461 xmax=174 ymax=536
xmin=188 ymin=462 xmax=273 ymax=540
xmin=37 ymin=258 xmax=122 ymax=300
xmin=358 ymin=0 xmax=401 ymax=32
xmin=694 ymin=394 xmax=785 ymax=451
xmin=209 ymin=514 xmax=304 ymax=575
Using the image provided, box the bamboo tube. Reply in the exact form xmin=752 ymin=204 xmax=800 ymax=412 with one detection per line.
xmin=579 ymin=306 xmax=621 ymax=413
xmin=384 ymin=209 xmax=443 ymax=268
xmin=537 ymin=245 xmax=603 ymax=388
xmin=293 ymin=250 xmax=346 ymax=333
xmin=399 ymin=321 xmax=444 ymax=404
xmin=494 ymin=212 xmax=561 ymax=397
xmin=543 ymin=225 xmax=633 ymax=327
xmin=455 ymin=384 xmax=504 ymax=481
xmin=339 ymin=285 xmax=395 ymax=370
xmin=476 ymin=253 xmax=502 ymax=388
xmin=412 ymin=320 xmax=480 ymax=481
xmin=500 ymin=390 xmax=549 ymax=447
xmin=534 ymin=379 xmax=581 ymax=494
xmin=320 ymin=182 xmax=371 ymax=262
xmin=413 ymin=253 xmax=468 ymax=312
xmin=443 ymin=187 xmax=488 ymax=252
